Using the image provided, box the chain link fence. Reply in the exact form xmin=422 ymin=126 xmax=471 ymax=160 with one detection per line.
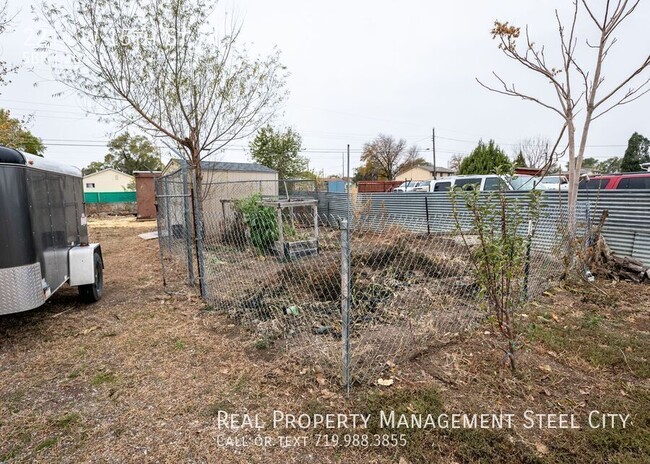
xmin=156 ymin=170 xmax=579 ymax=388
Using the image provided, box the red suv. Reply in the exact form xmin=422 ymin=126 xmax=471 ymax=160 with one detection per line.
xmin=579 ymin=172 xmax=650 ymax=190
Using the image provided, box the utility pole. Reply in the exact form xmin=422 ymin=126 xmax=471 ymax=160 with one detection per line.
xmin=432 ymin=127 xmax=437 ymax=180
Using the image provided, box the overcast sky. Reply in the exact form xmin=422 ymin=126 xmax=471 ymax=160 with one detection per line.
xmin=1 ymin=0 xmax=649 ymax=176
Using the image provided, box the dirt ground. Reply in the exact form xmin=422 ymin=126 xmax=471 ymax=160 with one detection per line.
xmin=1 ymin=217 xmax=649 ymax=463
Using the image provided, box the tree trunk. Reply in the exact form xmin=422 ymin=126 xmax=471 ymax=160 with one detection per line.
xmin=189 ymin=146 xmax=205 ymax=296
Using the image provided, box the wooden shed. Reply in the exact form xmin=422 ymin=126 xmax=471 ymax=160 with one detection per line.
xmin=134 ymin=171 xmax=162 ymax=220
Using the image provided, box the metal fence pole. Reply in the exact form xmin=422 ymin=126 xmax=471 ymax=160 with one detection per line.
xmin=181 ymin=164 xmax=195 ymax=286
xmin=154 ymin=177 xmax=168 ymax=288
xmin=523 ymin=219 xmax=533 ymax=301
xmin=163 ymin=176 xmax=172 ymax=253
xmin=425 ymin=196 xmax=430 ymax=235
xmin=340 ymin=218 xmax=351 ymax=392
xmin=190 ymin=167 xmax=207 ymax=297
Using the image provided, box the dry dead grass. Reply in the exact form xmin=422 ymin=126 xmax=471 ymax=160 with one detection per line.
xmin=0 ymin=217 xmax=649 ymax=463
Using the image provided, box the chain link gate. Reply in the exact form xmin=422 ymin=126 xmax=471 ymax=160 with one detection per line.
xmin=156 ymin=172 xmax=576 ymax=390
xmin=155 ymin=165 xmax=196 ymax=292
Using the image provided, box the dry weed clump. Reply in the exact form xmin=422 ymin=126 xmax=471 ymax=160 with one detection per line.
xmin=218 ymin=234 xmax=481 ymax=378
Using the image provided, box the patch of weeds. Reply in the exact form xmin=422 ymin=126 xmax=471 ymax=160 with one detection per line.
xmin=357 ymin=387 xmax=543 ymax=463
xmin=102 ymin=330 xmax=118 ymax=337
xmin=565 ymin=279 xmax=619 ymax=308
xmin=253 ymin=336 xmax=275 ymax=350
xmin=15 ymin=431 xmax=31 ymax=444
xmin=34 ymin=438 xmax=57 ymax=452
xmin=301 ymin=398 xmax=330 ymax=417
xmin=203 ymin=304 xmax=216 ymax=312
xmin=230 ymin=374 xmax=250 ymax=394
xmin=0 ymin=448 xmax=18 ymax=461
xmin=359 ymin=387 xmax=442 ymax=458
xmin=91 ymin=371 xmax=117 ymax=387
xmin=527 ymin=320 xmax=650 ymax=378
xmin=582 ymin=313 xmax=603 ymax=329
xmin=174 ymin=339 xmax=186 ymax=350
xmin=6 ymin=391 xmax=25 ymax=413
xmin=444 ymin=428 xmax=542 ymax=464
xmin=52 ymin=412 xmax=81 ymax=429
xmin=206 ymin=399 xmax=234 ymax=416
xmin=548 ymin=389 xmax=650 ymax=463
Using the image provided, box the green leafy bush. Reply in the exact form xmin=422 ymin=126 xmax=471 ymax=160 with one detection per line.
xmin=233 ymin=194 xmax=279 ymax=252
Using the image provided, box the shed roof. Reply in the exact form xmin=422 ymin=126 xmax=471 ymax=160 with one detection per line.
xmin=200 ymin=160 xmax=276 ymax=173
xmin=164 ymin=158 xmax=276 ymax=175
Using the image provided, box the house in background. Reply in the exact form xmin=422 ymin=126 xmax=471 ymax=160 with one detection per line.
xmin=82 ymin=168 xmax=136 ymax=208
xmin=83 ymin=168 xmax=134 ymax=193
xmin=397 ymin=163 xmax=455 ymax=181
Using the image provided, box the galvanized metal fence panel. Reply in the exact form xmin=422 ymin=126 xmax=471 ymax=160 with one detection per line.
xmin=317 ymin=190 xmax=650 ymax=266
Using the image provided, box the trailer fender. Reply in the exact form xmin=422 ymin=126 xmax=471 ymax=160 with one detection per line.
xmin=69 ymin=244 xmax=103 ymax=287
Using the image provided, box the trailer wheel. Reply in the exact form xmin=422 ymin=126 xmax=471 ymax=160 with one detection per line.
xmin=79 ymin=251 xmax=103 ymax=303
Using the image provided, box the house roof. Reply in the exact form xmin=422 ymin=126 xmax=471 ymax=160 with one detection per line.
xmin=164 ymin=159 xmax=276 ymax=175
xmin=419 ymin=164 xmax=455 ymax=174
xmin=83 ymin=167 xmax=133 ymax=179
xmin=400 ymin=163 xmax=455 ymax=175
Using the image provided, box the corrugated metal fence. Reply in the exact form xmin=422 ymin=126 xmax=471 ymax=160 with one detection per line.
xmin=316 ymin=190 xmax=650 ymax=266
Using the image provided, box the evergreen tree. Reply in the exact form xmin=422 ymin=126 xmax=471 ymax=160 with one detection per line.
xmin=459 ymin=140 xmax=511 ymax=175
xmin=514 ymin=151 xmax=526 ymax=167
xmin=620 ymin=132 xmax=650 ymax=172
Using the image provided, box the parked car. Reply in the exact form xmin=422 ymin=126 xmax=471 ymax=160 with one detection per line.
xmin=410 ymin=175 xmax=515 ymax=192
xmin=412 ymin=180 xmax=432 ymax=192
xmin=579 ymin=172 xmax=650 ymax=190
xmin=536 ymin=175 xmax=569 ymax=190
xmin=393 ymin=180 xmax=420 ymax=192
xmin=509 ymin=175 xmax=542 ymax=191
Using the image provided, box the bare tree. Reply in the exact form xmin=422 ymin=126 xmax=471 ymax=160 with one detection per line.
xmin=361 ymin=134 xmax=408 ymax=180
xmin=399 ymin=144 xmax=429 ymax=173
xmin=516 ymin=136 xmax=551 ymax=169
xmin=36 ymin=0 xmax=287 ymax=201
xmin=478 ymin=1 xmax=650 ymax=235
xmin=448 ymin=153 xmax=465 ymax=173
xmin=0 ymin=0 xmax=17 ymax=91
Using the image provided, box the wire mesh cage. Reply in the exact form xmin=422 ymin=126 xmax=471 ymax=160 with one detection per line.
xmin=155 ymin=173 xmax=581 ymax=388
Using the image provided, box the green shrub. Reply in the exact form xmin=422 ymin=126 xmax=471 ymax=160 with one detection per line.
xmin=233 ymin=194 xmax=279 ymax=252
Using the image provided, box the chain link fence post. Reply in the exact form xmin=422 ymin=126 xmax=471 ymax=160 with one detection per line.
xmin=154 ymin=177 xmax=168 ymax=287
xmin=340 ymin=218 xmax=351 ymax=393
xmin=163 ymin=172 xmax=172 ymax=253
xmin=190 ymin=167 xmax=208 ymax=298
xmin=181 ymin=163 xmax=195 ymax=286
